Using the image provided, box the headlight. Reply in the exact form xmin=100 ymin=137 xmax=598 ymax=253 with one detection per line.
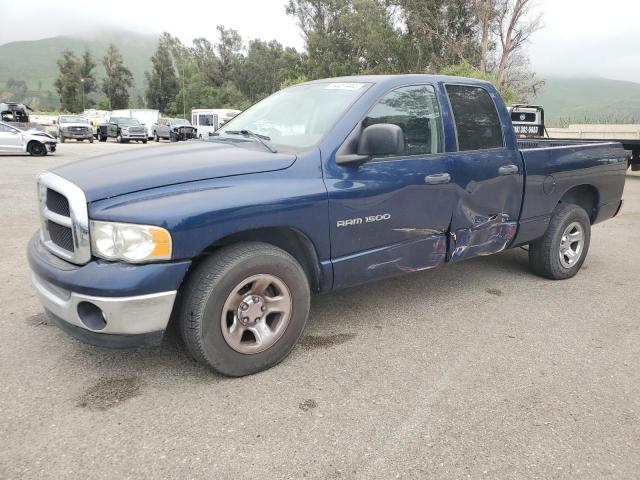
xmin=90 ymin=221 xmax=172 ymax=263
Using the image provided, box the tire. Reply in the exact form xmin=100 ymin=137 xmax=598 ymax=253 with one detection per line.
xmin=529 ymin=203 xmax=591 ymax=280
xmin=169 ymin=132 xmax=177 ymax=142
xmin=154 ymin=131 xmax=159 ymax=142
xmin=142 ymin=139 xmax=148 ymax=144
xmin=179 ymin=242 xmax=311 ymax=377
xmin=98 ymin=133 xmax=107 ymax=142
xmin=116 ymin=132 xmax=122 ymax=143
xmin=27 ymin=141 xmax=47 ymax=157
xmin=59 ymin=133 xmax=65 ymax=143
xmin=89 ymin=136 xmax=94 ymax=143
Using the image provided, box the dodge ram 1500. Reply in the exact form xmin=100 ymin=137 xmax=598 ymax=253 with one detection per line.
xmin=28 ymin=75 xmax=627 ymax=376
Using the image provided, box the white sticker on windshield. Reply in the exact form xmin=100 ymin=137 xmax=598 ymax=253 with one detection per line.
xmin=325 ymin=82 xmax=365 ymax=91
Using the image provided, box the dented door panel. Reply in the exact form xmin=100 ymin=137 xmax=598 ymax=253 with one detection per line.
xmin=449 ymin=147 xmax=524 ymax=261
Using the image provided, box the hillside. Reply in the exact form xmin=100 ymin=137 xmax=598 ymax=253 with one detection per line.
xmin=0 ymin=30 xmax=158 ymax=109
xmin=533 ymin=77 xmax=640 ymax=126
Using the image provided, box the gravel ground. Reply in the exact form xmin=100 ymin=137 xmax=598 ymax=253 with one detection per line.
xmin=1 ymin=141 xmax=639 ymax=479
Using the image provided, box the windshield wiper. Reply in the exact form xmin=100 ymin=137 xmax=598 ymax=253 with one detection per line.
xmin=223 ymin=129 xmax=278 ymax=153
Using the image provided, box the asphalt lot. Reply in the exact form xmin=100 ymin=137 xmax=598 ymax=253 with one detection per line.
xmin=1 ymin=140 xmax=639 ymax=479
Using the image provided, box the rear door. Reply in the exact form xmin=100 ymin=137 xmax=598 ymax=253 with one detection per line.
xmin=444 ymin=84 xmax=524 ymax=261
xmin=326 ymin=84 xmax=456 ymax=289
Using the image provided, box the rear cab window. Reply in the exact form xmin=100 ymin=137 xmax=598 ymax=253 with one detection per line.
xmin=445 ymin=85 xmax=503 ymax=151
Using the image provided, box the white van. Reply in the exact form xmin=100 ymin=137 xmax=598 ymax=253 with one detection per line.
xmin=191 ymin=109 xmax=241 ymax=138
xmin=111 ymin=109 xmax=160 ymax=139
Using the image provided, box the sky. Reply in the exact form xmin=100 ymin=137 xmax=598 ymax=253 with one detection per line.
xmin=1 ymin=0 xmax=639 ymax=83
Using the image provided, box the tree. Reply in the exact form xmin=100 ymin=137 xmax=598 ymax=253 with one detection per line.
xmin=54 ymin=50 xmax=82 ymax=112
xmin=79 ymin=50 xmax=97 ymax=102
xmin=145 ymin=32 xmax=179 ymax=112
xmin=237 ymin=40 xmax=304 ymax=102
xmin=216 ymin=26 xmax=243 ymax=83
xmin=286 ymin=0 xmax=402 ymax=78
xmin=494 ymin=0 xmax=542 ymax=94
xmin=102 ymin=44 xmax=133 ymax=109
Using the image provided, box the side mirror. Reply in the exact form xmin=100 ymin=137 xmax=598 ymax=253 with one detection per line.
xmin=336 ymin=123 xmax=405 ymax=165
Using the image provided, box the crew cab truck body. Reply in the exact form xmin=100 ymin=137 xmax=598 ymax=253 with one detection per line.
xmin=28 ymin=75 xmax=627 ymax=376
xmin=96 ymin=117 xmax=148 ymax=143
xmin=152 ymin=118 xmax=198 ymax=142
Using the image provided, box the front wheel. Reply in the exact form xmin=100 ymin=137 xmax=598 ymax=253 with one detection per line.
xmin=27 ymin=141 xmax=47 ymax=156
xmin=116 ymin=132 xmax=123 ymax=143
xmin=529 ymin=203 xmax=591 ymax=280
xmin=179 ymin=242 xmax=311 ymax=377
xmin=154 ymin=132 xmax=159 ymax=142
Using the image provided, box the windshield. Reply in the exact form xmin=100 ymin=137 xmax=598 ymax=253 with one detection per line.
xmin=59 ymin=115 xmax=86 ymax=123
xmin=114 ymin=117 xmax=140 ymax=126
xmin=171 ymin=118 xmax=190 ymax=126
xmin=217 ymin=82 xmax=370 ymax=149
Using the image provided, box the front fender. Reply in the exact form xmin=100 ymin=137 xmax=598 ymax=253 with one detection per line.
xmin=87 ymin=151 xmax=330 ymax=262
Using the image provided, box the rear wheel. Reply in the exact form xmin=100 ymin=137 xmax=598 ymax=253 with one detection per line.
xmin=179 ymin=242 xmax=311 ymax=377
xmin=529 ymin=203 xmax=591 ymax=280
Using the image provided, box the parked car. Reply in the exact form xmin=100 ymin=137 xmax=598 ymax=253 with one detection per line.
xmin=152 ymin=118 xmax=198 ymax=142
xmin=28 ymin=75 xmax=627 ymax=377
xmin=96 ymin=117 xmax=148 ymax=143
xmin=111 ymin=109 xmax=159 ymax=139
xmin=56 ymin=115 xmax=93 ymax=143
xmin=0 ymin=121 xmax=56 ymax=155
xmin=191 ymin=108 xmax=240 ymax=138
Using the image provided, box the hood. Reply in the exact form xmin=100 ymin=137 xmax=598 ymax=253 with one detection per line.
xmin=26 ymin=130 xmax=55 ymax=140
xmin=59 ymin=122 xmax=90 ymax=128
xmin=52 ymin=141 xmax=296 ymax=202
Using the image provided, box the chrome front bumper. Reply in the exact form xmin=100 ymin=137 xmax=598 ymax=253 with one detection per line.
xmin=31 ymin=273 xmax=176 ymax=337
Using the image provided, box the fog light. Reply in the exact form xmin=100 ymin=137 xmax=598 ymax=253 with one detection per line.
xmin=77 ymin=302 xmax=107 ymax=330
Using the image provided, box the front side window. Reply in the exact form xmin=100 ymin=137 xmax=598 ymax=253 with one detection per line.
xmin=363 ymin=85 xmax=443 ymax=156
xmin=445 ymin=85 xmax=503 ymax=151
xmin=0 ymin=123 xmax=15 ymax=133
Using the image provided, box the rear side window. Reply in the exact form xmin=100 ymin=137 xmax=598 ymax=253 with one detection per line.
xmin=363 ymin=84 xmax=442 ymax=156
xmin=445 ymin=85 xmax=503 ymax=151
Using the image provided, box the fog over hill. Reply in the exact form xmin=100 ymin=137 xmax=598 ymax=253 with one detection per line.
xmin=0 ymin=30 xmax=158 ymax=110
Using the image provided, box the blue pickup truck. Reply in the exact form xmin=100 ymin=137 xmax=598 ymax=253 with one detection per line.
xmin=28 ymin=75 xmax=627 ymax=376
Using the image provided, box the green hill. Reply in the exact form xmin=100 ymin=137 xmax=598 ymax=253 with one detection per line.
xmin=533 ymin=77 xmax=640 ymax=126
xmin=0 ymin=30 xmax=158 ymax=109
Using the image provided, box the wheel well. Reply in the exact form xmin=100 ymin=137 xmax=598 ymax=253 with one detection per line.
xmin=200 ymin=227 xmax=323 ymax=292
xmin=558 ymin=185 xmax=599 ymax=223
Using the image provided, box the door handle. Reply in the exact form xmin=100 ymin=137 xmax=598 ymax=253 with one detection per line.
xmin=498 ymin=164 xmax=519 ymax=175
xmin=424 ymin=173 xmax=451 ymax=185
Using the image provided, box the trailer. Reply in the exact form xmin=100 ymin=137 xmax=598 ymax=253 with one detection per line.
xmin=191 ymin=108 xmax=241 ymax=138
xmin=509 ymin=105 xmax=640 ymax=170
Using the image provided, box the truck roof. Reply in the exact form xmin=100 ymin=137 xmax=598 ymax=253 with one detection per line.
xmin=305 ymin=74 xmax=494 ymax=88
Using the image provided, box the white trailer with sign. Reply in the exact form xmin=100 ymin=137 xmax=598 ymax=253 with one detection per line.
xmin=191 ymin=109 xmax=241 ymax=138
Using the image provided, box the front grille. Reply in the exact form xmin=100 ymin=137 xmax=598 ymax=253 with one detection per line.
xmin=47 ymin=220 xmax=74 ymax=252
xmin=46 ymin=188 xmax=70 ymax=216
xmin=38 ymin=172 xmax=91 ymax=264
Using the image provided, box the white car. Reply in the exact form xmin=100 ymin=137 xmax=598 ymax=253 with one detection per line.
xmin=0 ymin=121 xmax=57 ymax=156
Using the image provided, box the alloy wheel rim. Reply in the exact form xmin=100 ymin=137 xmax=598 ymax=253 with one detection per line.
xmin=559 ymin=221 xmax=584 ymax=268
xmin=220 ymin=274 xmax=292 ymax=354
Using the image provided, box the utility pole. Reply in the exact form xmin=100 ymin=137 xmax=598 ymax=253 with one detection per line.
xmin=80 ymin=78 xmax=85 ymax=112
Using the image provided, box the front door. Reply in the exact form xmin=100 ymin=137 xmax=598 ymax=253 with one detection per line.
xmin=0 ymin=123 xmax=23 ymax=152
xmin=325 ymin=84 xmax=456 ymax=289
xmin=444 ymin=84 xmax=524 ymax=261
